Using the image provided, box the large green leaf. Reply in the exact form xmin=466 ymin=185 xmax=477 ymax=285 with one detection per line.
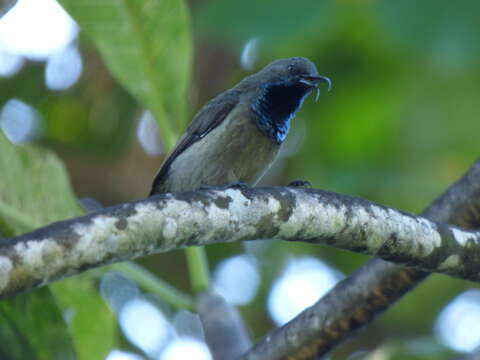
xmin=0 ymin=133 xmax=115 ymax=359
xmin=52 ymin=274 xmax=116 ymax=360
xmin=0 ymin=288 xmax=76 ymax=360
xmin=58 ymin=0 xmax=192 ymax=150
xmin=0 ymin=135 xmax=82 ymax=236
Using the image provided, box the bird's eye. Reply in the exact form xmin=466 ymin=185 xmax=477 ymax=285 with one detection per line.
xmin=287 ymin=65 xmax=294 ymax=73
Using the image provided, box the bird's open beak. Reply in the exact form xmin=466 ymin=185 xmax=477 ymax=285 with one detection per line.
xmin=299 ymin=75 xmax=332 ymax=91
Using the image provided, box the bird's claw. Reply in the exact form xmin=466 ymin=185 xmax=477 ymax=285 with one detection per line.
xmin=227 ymin=181 xmax=250 ymax=189
xmin=287 ymin=180 xmax=312 ymax=188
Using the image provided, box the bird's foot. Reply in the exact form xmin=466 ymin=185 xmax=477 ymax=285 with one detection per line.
xmin=287 ymin=180 xmax=312 ymax=188
xmin=227 ymin=181 xmax=250 ymax=189
xmin=199 ymin=182 xmax=250 ymax=191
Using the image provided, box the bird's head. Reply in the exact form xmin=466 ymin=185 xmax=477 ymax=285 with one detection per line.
xmin=254 ymin=57 xmax=331 ymax=95
xmin=248 ymin=57 xmax=331 ymax=143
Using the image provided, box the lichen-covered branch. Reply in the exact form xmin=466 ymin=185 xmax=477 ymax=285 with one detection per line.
xmin=1 ymin=184 xmax=480 ymax=299
xmin=241 ymin=159 xmax=480 ymax=360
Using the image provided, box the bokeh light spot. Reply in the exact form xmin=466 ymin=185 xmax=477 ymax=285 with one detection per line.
xmin=0 ymin=0 xmax=78 ymax=60
xmin=0 ymin=98 xmax=41 ymax=144
xmin=45 ymin=45 xmax=82 ymax=91
xmin=268 ymin=257 xmax=343 ymax=325
xmin=105 ymin=349 xmax=144 ymax=360
xmin=137 ymin=111 xmax=163 ymax=156
xmin=161 ymin=337 xmax=212 ymax=360
xmin=240 ymin=38 xmax=259 ymax=71
xmin=213 ymin=255 xmax=260 ymax=305
xmin=435 ymin=289 xmax=480 ymax=352
xmin=100 ymin=272 xmax=139 ymax=314
xmin=0 ymin=44 xmax=23 ymax=76
xmin=119 ymin=298 xmax=171 ymax=357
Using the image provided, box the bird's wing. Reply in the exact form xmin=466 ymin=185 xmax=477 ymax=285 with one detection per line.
xmin=150 ymin=89 xmax=241 ymax=195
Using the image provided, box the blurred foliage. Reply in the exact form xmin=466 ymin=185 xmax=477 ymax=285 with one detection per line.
xmin=0 ymin=287 xmax=75 ymax=360
xmin=0 ymin=133 xmax=115 ymax=359
xmin=0 ymin=132 xmax=82 ymax=235
xmin=1 ymin=0 xmax=480 ymax=358
xmin=58 ymin=0 xmax=192 ymax=149
xmin=51 ymin=276 xmax=116 ymax=360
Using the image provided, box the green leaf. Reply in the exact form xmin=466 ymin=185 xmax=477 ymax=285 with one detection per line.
xmin=0 ymin=135 xmax=82 ymax=236
xmin=0 ymin=132 xmax=115 ymax=359
xmin=52 ymin=273 xmax=116 ymax=360
xmin=58 ymin=0 xmax=192 ymax=150
xmin=0 ymin=288 xmax=76 ymax=360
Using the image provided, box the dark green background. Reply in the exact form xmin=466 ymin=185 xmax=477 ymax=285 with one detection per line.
xmin=2 ymin=0 xmax=480 ymax=359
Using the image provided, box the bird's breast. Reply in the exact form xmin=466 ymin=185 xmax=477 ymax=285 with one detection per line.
xmin=251 ymin=81 xmax=312 ymax=144
xmin=164 ymin=103 xmax=281 ymax=192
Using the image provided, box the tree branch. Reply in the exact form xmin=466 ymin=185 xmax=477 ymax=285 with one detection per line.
xmin=196 ymin=290 xmax=252 ymax=359
xmin=240 ymin=159 xmax=480 ymax=360
xmin=1 ymin=182 xmax=480 ymax=299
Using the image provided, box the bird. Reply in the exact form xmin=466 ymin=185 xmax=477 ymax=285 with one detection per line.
xmin=149 ymin=57 xmax=331 ymax=195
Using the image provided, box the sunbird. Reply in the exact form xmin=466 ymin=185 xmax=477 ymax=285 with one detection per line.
xmin=150 ymin=57 xmax=330 ymax=195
